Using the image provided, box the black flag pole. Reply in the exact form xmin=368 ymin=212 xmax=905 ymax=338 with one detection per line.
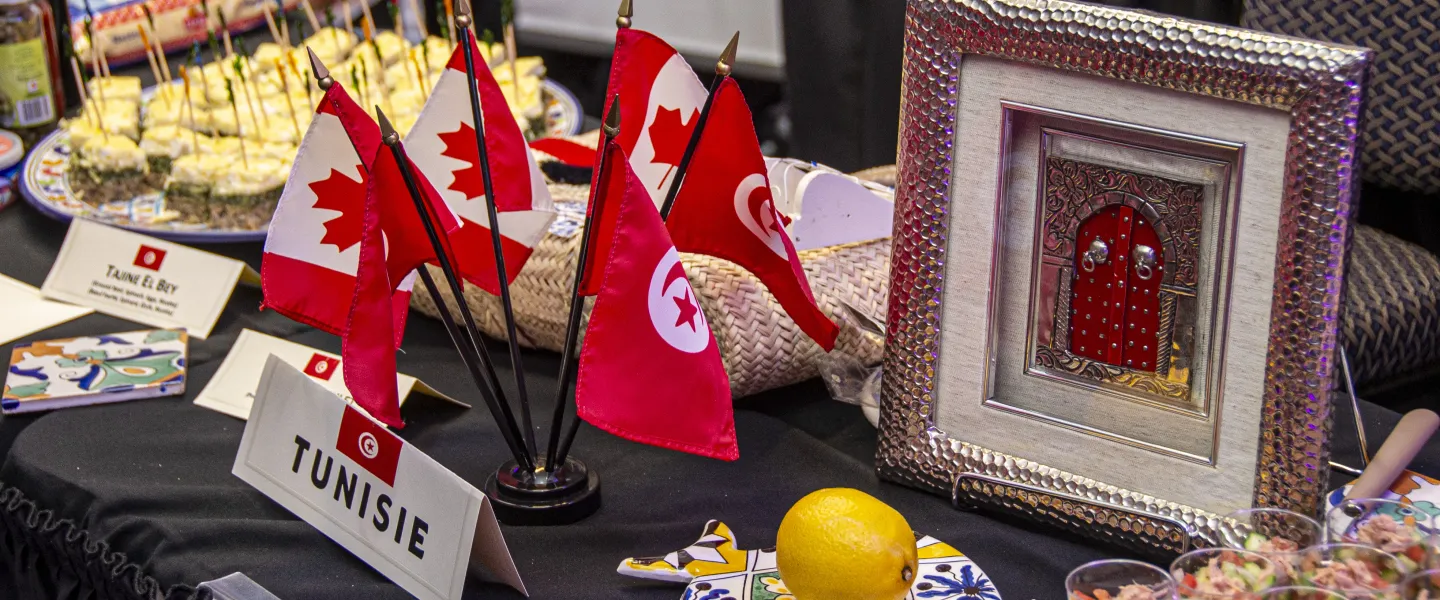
xmin=453 ymin=0 xmax=538 ymax=459
xmin=375 ymin=106 xmax=535 ymax=470
xmin=656 ymin=31 xmax=738 ymax=220
xmin=543 ymin=95 xmax=621 ymax=472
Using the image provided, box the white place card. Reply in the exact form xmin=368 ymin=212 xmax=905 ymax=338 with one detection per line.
xmin=0 ymin=273 xmax=94 ymax=344
xmin=39 ymin=220 xmax=259 ymax=339
xmin=196 ymin=329 xmax=466 ymax=420
xmin=233 ymin=356 xmax=526 ymax=600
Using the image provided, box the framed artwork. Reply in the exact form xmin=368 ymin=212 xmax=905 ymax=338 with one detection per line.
xmin=877 ymin=0 xmax=1370 ymax=553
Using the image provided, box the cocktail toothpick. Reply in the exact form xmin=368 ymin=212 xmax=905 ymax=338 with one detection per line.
xmin=179 ymin=65 xmax=202 ymax=151
xmin=223 ymin=77 xmax=249 ymax=168
xmin=82 ymin=15 xmax=110 ymax=77
xmin=279 ymin=1 xmax=292 ymax=47
xmin=408 ymin=48 xmax=428 ymax=96
xmin=358 ymin=0 xmax=376 ymax=43
xmin=407 ymin=0 xmax=427 ymax=38
xmin=68 ymin=56 xmax=97 ymax=129
xmin=216 ymin=9 xmax=236 ymax=56
xmin=232 ymin=50 xmax=268 ymax=130
xmin=136 ymin=25 xmax=166 ymax=90
xmin=261 ymin=0 xmax=285 ymax=47
xmin=441 ymin=0 xmax=455 ymax=48
xmin=342 ymin=0 xmax=355 ymax=39
xmin=300 ymin=0 xmax=322 ymax=31
xmin=500 ymin=0 xmax=518 ymax=104
xmin=274 ymin=58 xmax=303 ymax=140
xmin=140 ymin=3 xmax=172 ymax=85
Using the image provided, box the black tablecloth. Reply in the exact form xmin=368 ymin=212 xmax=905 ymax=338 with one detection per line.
xmin=0 ymin=199 xmax=1434 ymax=600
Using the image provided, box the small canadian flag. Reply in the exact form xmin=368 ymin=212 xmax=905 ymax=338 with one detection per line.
xmin=134 ymin=245 xmax=167 ymax=271
xmin=336 ymin=405 xmax=403 ymax=487
xmin=303 ymin=353 xmax=340 ymax=381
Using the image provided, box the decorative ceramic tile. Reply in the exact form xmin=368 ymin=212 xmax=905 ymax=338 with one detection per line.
xmin=619 ymin=521 xmax=1001 ymax=600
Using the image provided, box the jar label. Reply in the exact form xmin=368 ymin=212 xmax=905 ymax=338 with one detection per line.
xmin=0 ymin=38 xmax=56 ymax=128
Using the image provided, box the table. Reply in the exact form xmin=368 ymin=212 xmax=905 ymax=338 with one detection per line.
xmin=0 ymin=197 xmax=1434 ymax=599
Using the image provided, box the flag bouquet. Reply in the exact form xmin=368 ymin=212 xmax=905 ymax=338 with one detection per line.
xmin=258 ymin=0 xmax=841 ymax=523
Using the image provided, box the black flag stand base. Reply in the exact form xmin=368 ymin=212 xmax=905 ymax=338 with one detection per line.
xmin=484 ymin=457 xmax=601 ymax=526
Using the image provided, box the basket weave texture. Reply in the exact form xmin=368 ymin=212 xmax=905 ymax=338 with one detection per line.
xmin=410 ymin=177 xmax=891 ymax=398
xmin=1243 ymin=0 xmax=1440 ymax=193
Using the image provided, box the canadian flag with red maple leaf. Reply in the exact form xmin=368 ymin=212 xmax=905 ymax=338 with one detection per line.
xmin=262 ymin=81 xmax=416 ymax=347
xmin=600 ymin=27 xmax=708 ymax=207
xmin=574 ymin=140 xmax=737 ymax=461
xmin=665 ymin=78 xmax=840 ymax=350
xmin=403 ymin=35 xmax=555 ymax=295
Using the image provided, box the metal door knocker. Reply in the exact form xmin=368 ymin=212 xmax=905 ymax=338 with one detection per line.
xmin=1133 ymin=245 xmax=1157 ymax=280
xmin=1081 ymin=239 xmax=1109 ymax=272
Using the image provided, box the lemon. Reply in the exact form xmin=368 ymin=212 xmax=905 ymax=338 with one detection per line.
xmin=775 ymin=488 xmax=918 ymax=600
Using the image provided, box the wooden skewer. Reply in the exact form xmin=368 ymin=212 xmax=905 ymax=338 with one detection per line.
xmin=95 ymin=32 xmax=111 ymax=77
xmin=232 ymin=56 xmax=268 ymax=131
xmin=287 ymin=52 xmax=314 ymax=113
xmin=342 ymin=0 xmax=354 ymax=38
xmin=221 ymin=24 xmax=235 ymax=56
xmin=274 ymin=58 xmax=303 ymax=141
xmin=503 ymin=23 xmax=519 ymax=105
xmin=261 ymin=2 xmax=286 ymax=48
xmin=68 ymin=57 xmax=97 ymax=128
xmin=408 ymin=48 xmax=428 ymax=96
xmin=299 ymin=0 xmax=322 ymax=31
xmin=407 ymin=0 xmax=427 ymax=38
xmin=280 ymin=5 xmax=292 ymax=48
xmin=442 ymin=0 xmax=455 ymax=48
xmin=83 ymin=59 xmax=109 ymax=141
xmin=179 ymin=65 xmax=202 ymax=152
xmin=136 ymin=25 xmax=166 ymax=90
xmin=224 ymin=78 xmax=249 ymax=168
xmin=359 ymin=0 xmax=377 ymax=44
xmin=141 ymin=4 xmax=173 ymax=84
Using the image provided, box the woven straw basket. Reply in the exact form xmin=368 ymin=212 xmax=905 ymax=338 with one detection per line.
xmin=410 ymin=167 xmax=895 ymax=398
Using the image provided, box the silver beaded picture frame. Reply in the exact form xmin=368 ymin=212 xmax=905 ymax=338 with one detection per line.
xmin=876 ymin=0 xmax=1370 ymax=553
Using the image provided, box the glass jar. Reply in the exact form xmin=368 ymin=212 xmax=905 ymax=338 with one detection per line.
xmin=0 ymin=0 xmax=61 ymax=148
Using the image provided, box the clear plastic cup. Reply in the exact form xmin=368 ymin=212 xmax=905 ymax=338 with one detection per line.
xmin=1294 ymin=543 xmax=1407 ymax=599
xmin=1255 ymin=586 xmax=1346 ymax=599
xmin=1171 ymin=548 xmax=1285 ymax=598
xmin=1223 ymin=508 xmax=1323 ymax=578
xmin=1326 ymin=498 xmax=1434 ymax=573
xmin=1067 ymin=559 xmax=1177 ymax=600
xmin=1401 ymin=569 xmax=1440 ymax=600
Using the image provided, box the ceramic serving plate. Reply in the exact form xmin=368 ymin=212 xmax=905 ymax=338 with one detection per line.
xmin=20 ymin=79 xmax=583 ymax=243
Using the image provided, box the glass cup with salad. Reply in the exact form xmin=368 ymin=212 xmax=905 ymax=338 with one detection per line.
xmin=1223 ymin=508 xmax=1323 ymax=578
xmin=1067 ymin=559 xmax=1177 ymax=600
xmin=1255 ymin=586 xmax=1346 ymax=599
xmin=1326 ymin=498 xmax=1434 ymax=573
xmin=1295 ymin=543 xmax=1407 ymax=599
xmin=1171 ymin=548 xmax=1284 ymax=598
xmin=1401 ymin=569 xmax=1440 ymax=600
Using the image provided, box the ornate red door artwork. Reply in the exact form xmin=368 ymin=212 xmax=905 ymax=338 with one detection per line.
xmin=1069 ymin=204 xmax=1165 ymax=372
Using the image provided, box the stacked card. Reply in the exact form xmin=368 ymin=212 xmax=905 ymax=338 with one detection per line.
xmin=3 ymin=329 xmax=188 ymax=414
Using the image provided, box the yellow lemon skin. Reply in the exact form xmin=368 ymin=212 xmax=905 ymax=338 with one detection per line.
xmin=775 ymin=488 xmax=918 ymax=600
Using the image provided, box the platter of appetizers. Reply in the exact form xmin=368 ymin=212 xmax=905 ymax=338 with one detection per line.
xmin=21 ymin=29 xmax=581 ymax=243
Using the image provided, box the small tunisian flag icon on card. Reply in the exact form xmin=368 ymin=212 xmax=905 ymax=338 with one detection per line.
xmin=336 ymin=406 xmax=402 ymax=486
xmin=134 ymin=245 xmax=166 ymax=271
xmin=304 ymin=354 xmax=339 ymax=381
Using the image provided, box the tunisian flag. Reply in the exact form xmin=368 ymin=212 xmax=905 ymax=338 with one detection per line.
xmin=262 ymin=82 xmax=414 ymax=346
xmin=601 ymin=27 xmax=708 ymax=207
xmin=574 ymin=141 xmax=737 ymax=461
xmin=667 ymin=78 xmax=839 ymax=350
xmin=405 ymin=35 xmax=555 ymax=294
